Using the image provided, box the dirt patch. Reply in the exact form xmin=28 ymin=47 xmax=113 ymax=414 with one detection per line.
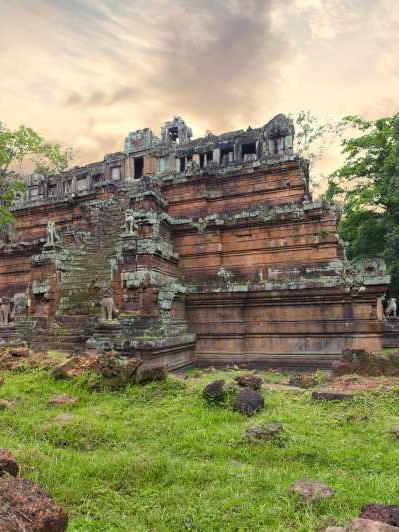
xmin=0 ymin=348 xmax=64 ymax=372
xmin=328 ymin=375 xmax=399 ymax=393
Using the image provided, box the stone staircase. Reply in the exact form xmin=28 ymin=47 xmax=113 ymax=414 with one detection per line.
xmin=31 ymin=315 xmax=96 ymax=352
xmin=28 ymin=189 xmax=131 ymax=353
xmin=0 ymin=318 xmax=39 ymax=348
xmin=60 ymin=192 xmax=129 ymax=315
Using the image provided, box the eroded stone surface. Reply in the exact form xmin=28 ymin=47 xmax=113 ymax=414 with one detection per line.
xmin=48 ymin=394 xmax=78 ymax=406
xmin=359 ymin=504 xmax=399 ymax=527
xmin=0 ymin=477 xmax=68 ymax=531
xmin=234 ymin=387 xmax=264 ymax=416
xmin=288 ymin=480 xmax=334 ymax=502
xmin=235 ymin=374 xmax=263 ymax=391
xmin=244 ymin=422 xmax=284 ymax=443
xmin=349 ymin=518 xmax=398 ymax=531
xmin=203 ymin=380 xmax=225 ymax=403
xmin=0 ymin=450 xmax=18 ymax=477
xmin=135 ymin=365 xmax=167 ymax=384
xmin=312 ymin=391 xmax=353 ymax=401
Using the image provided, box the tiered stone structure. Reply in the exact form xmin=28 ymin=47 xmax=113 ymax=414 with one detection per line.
xmin=0 ymin=114 xmax=390 ymax=369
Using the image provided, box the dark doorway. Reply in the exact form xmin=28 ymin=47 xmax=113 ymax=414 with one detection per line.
xmin=134 ymin=157 xmax=144 ymax=179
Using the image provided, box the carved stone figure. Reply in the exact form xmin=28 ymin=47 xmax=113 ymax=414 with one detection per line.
xmin=125 ymin=211 xmax=138 ymax=235
xmin=0 ymin=297 xmax=13 ymax=326
xmin=385 ymin=297 xmax=397 ymax=318
xmin=100 ymin=296 xmax=118 ymax=321
xmin=46 ymin=221 xmax=60 ymax=246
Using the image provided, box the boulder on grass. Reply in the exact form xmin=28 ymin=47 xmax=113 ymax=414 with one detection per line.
xmin=289 ymin=373 xmax=318 ymax=389
xmin=0 ymin=450 xmax=18 ymax=477
xmin=312 ymin=391 xmax=353 ymax=401
xmin=203 ymin=380 xmax=225 ymax=403
xmin=234 ymin=387 xmax=264 ymax=416
xmin=0 ymin=400 xmax=12 ymax=411
xmin=235 ymin=374 xmax=263 ymax=391
xmin=359 ymin=504 xmax=399 ymax=527
xmin=135 ymin=365 xmax=167 ymax=385
xmin=8 ymin=347 xmax=29 ymax=358
xmin=349 ymin=518 xmax=398 ymax=530
xmin=48 ymin=394 xmax=78 ymax=406
xmin=0 ymin=477 xmax=67 ymax=531
xmin=244 ymin=422 xmax=284 ymax=443
xmin=389 ymin=426 xmax=399 ymax=439
xmin=324 ymin=519 xmax=398 ymax=531
xmin=288 ymin=480 xmax=334 ymax=502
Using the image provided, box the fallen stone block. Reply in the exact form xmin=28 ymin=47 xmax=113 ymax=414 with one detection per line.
xmin=324 ymin=519 xmax=397 ymax=531
xmin=203 ymin=380 xmax=225 ymax=403
xmin=235 ymin=374 xmax=263 ymax=391
xmin=234 ymin=387 xmax=264 ymax=416
xmin=0 ymin=450 xmax=18 ymax=477
xmin=312 ymin=391 xmax=353 ymax=401
xmin=349 ymin=517 xmax=398 ymax=530
xmin=244 ymin=422 xmax=284 ymax=443
xmin=359 ymin=504 xmax=399 ymax=527
xmin=0 ymin=477 xmax=68 ymax=531
xmin=135 ymin=365 xmax=167 ymax=384
xmin=0 ymin=400 xmax=12 ymax=411
xmin=288 ymin=479 xmax=334 ymax=502
xmin=48 ymin=394 xmax=78 ymax=406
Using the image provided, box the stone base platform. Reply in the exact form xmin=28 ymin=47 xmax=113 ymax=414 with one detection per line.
xmin=195 ymin=351 xmax=343 ymax=371
xmin=383 ymin=318 xmax=399 ymax=348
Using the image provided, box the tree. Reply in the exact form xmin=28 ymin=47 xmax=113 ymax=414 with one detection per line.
xmin=0 ymin=122 xmax=71 ymax=227
xmin=290 ymin=110 xmax=344 ymax=191
xmin=326 ymin=113 xmax=399 ymax=294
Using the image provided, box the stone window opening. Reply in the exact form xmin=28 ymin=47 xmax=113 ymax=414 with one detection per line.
xmin=220 ymin=148 xmax=233 ymax=165
xmin=179 ymin=157 xmax=186 ymax=172
xmin=242 ymin=142 xmax=257 ymax=162
xmin=111 ymin=166 xmax=122 ymax=180
xmin=134 ymin=157 xmax=144 ymax=179
xmin=92 ymin=174 xmax=102 ymax=184
xmin=206 ymin=151 xmax=213 ymax=164
xmin=168 ymin=126 xmax=179 ymax=145
xmin=269 ymin=137 xmax=285 ymax=155
xmin=199 ymin=153 xmax=205 ymax=168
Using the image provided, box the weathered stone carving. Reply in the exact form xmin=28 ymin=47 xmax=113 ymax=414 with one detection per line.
xmin=0 ymin=297 xmax=13 ymax=326
xmin=124 ymin=210 xmax=138 ymax=236
xmin=46 ymin=221 xmax=60 ymax=246
xmin=261 ymin=114 xmax=294 ymax=157
xmin=100 ymin=296 xmax=118 ymax=321
xmin=385 ymin=297 xmax=397 ymax=319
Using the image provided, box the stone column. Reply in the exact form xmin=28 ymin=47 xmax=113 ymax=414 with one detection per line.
xmin=234 ymin=143 xmax=242 ymax=163
xmin=213 ymin=148 xmax=221 ymax=165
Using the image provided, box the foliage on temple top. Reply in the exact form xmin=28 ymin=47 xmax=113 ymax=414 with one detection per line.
xmin=0 ymin=122 xmax=71 ymax=226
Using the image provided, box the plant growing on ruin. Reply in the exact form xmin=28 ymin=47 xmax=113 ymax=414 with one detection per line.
xmin=0 ymin=122 xmax=71 ymax=227
xmin=291 ymin=110 xmax=344 ymax=166
xmin=326 ymin=113 xmax=399 ymax=294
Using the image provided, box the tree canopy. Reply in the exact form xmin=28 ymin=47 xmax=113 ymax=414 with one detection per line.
xmin=326 ymin=113 xmax=399 ymax=294
xmin=0 ymin=122 xmax=70 ymax=227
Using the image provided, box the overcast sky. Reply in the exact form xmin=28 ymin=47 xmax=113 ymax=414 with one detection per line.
xmin=1 ymin=0 xmax=398 ymax=176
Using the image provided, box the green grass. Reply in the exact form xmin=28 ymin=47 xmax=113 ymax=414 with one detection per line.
xmin=0 ymin=368 xmax=399 ymax=531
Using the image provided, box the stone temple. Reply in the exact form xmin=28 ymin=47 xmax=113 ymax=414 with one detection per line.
xmin=0 ymin=114 xmax=391 ymax=369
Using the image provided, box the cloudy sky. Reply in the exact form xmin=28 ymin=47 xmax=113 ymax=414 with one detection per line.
xmin=1 ymin=0 xmax=398 ymax=175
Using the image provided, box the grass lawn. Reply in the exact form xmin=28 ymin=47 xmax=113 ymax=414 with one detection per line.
xmin=0 ymin=366 xmax=399 ymax=531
